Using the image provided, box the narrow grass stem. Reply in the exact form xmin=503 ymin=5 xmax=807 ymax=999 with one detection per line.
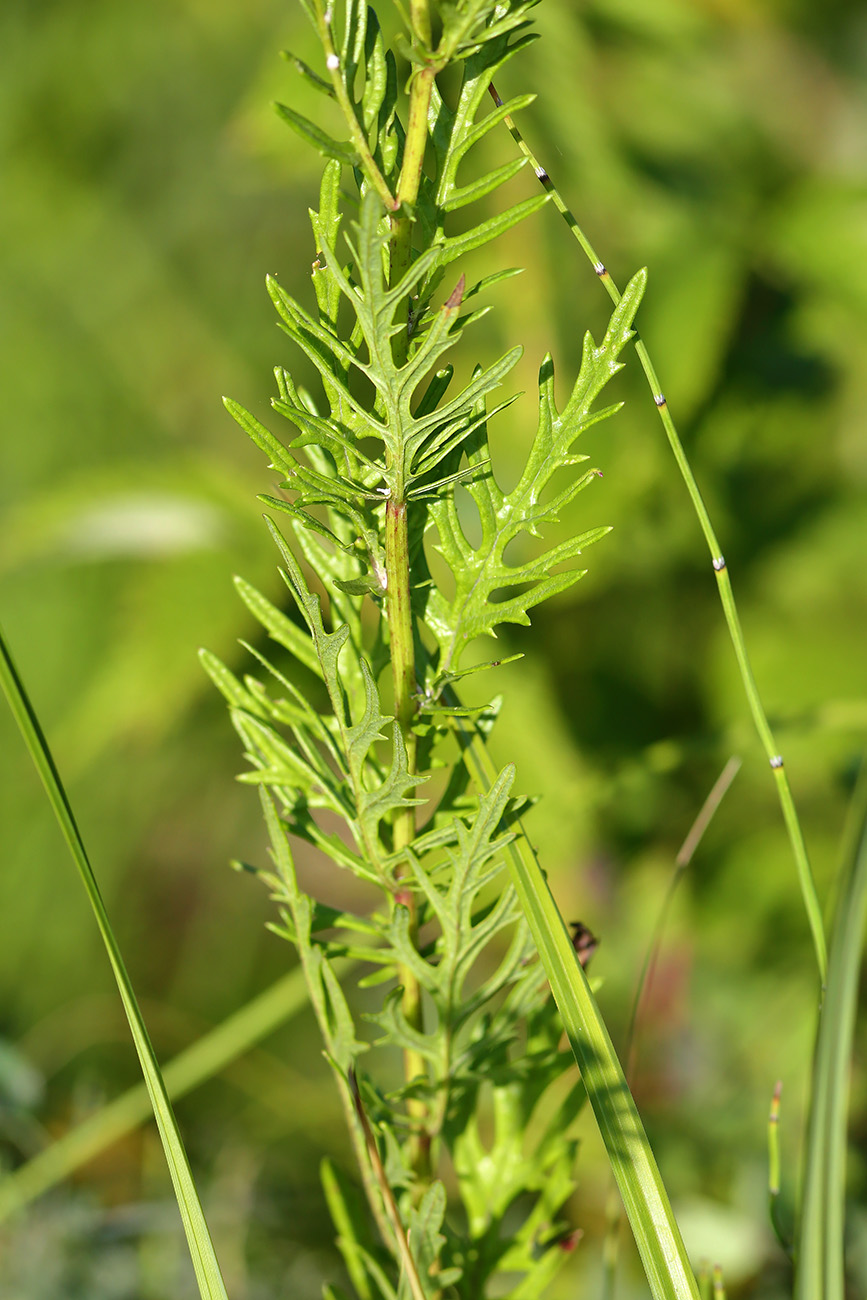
xmin=0 ymin=625 xmax=228 ymax=1300
xmin=625 ymin=756 xmax=742 ymax=1084
xmin=490 ymin=83 xmax=828 ymax=988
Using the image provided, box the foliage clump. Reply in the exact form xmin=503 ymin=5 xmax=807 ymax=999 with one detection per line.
xmin=204 ymin=1 xmax=644 ymax=1295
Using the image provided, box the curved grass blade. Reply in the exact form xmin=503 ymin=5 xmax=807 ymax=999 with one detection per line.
xmin=795 ymin=757 xmax=867 ymax=1300
xmin=0 ymin=624 xmax=228 ymax=1300
xmin=454 ymin=709 xmax=701 ymax=1300
xmin=625 ymin=756 xmax=742 ymax=1082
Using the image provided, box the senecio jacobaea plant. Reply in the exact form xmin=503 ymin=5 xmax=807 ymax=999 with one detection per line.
xmin=1 ymin=0 xmax=862 ymax=1296
xmin=201 ymin=1 xmax=703 ymax=1297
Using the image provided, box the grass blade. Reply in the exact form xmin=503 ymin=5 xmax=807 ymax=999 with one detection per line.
xmin=456 ymin=715 xmax=701 ymax=1300
xmin=0 ymin=623 xmax=228 ymax=1300
xmin=795 ymin=758 xmax=867 ymax=1299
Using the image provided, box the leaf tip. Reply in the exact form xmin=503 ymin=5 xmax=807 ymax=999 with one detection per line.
xmin=444 ymin=275 xmax=466 ymax=312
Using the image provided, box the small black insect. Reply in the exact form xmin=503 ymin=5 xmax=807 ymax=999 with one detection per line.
xmin=569 ymin=921 xmax=599 ymax=969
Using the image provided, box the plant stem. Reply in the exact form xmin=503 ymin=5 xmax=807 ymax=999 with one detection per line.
xmin=390 ymin=0 xmax=436 ymax=348
xmin=386 ymin=499 xmax=419 ymax=802
xmin=409 ymin=0 xmax=432 ymax=48
xmin=382 ymin=0 xmax=434 ymax=1177
xmin=350 ymin=1069 xmax=428 ymax=1300
xmin=490 ymin=84 xmax=828 ymax=988
xmin=385 ymin=497 xmax=429 ymax=1177
xmin=389 ymin=64 xmax=435 ymax=354
xmin=767 ymin=1080 xmax=788 ymax=1252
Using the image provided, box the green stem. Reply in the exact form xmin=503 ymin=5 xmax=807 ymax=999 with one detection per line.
xmin=386 ymin=500 xmax=417 ymax=750
xmin=383 ymin=0 xmax=434 ymax=1175
xmin=490 ymin=84 xmax=828 ymax=988
xmin=350 ymin=1069 xmax=428 ymax=1300
xmin=389 ymin=0 xmax=435 ymax=342
xmin=390 ymin=64 xmax=436 ymax=356
xmin=767 ymin=1080 xmax=789 ymax=1252
xmin=410 ymin=0 xmax=432 ymax=48
xmin=385 ymin=498 xmax=429 ymax=1177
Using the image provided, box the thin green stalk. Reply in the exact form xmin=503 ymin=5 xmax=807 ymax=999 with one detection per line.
xmin=349 ymin=1069 xmax=428 ymax=1300
xmin=294 ymin=0 xmax=436 ymax=1162
xmin=398 ymin=68 xmax=434 ymax=216
xmin=409 ymin=0 xmax=432 ymax=49
xmin=386 ymin=499 xmax=417 ymax=758
xmin=390 ymin=58 xmax=436 ymax=347
xmin=0 ymin=624 xmax=227 ymax=1300
xmin=625 ymin=756 xmax=742 ymax=1084
xmin=768 ymin=1080 xmax=789 ymax=1252
xmin=698 ymin=1264 xmax=712 ymax=1300
xmin=452 ymin=705 xmax=701 ymax=1300
xmin=383 ymin=0 xmax=434 ymax=1165
xmin=490 ymin=83 xmax=828 ymax=988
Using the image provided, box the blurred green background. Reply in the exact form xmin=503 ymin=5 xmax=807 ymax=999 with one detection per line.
xmin=1 ymin=0 xmax=866 ymax=1295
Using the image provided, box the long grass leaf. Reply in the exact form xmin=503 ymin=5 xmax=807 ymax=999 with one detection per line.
xmin=0 ymin=624 xmax=228 ymax=1300
xmin=455 ymin=714 xmax=701 ymax=1300
xmin=795 ymin=759 xmax=867 ymax=1299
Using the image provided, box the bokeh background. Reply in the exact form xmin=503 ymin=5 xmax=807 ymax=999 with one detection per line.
xmin=1 ymin=0 xmax=866 ymax=1295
